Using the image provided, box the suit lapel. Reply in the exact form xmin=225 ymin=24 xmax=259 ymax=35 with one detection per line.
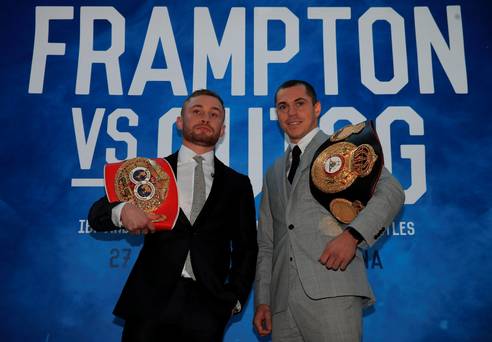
xmin=165 ymin=152 xmax=179 ymax=178
xmin=275 ymin=148 xmax=290 ymax=203
xmin=165 ymin=152 xmax=191 ymax=230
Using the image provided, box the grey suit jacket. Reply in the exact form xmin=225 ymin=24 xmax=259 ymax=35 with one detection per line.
xmin=255 ymin=130 xmax=405 ymax=313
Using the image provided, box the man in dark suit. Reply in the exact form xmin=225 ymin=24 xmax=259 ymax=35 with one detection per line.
xmin=88 ymin=89 xmax=258 ymax=341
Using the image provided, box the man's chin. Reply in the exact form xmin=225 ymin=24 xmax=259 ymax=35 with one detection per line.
xmin=193 ymin=141 xmax=215 ymax=147
xmin=286 ymin=131 xmax=302 ymax=142
xmin=190 ymin=135 xmax=219 ymax=147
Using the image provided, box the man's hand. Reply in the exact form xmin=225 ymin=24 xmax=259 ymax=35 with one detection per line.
xmin=319 ymin=229 xmax=359 ymax=271
xmin=253 ymin=304 xmax=272 ymax=337
xmin=120 ymin=203 xmax=157 ymax=234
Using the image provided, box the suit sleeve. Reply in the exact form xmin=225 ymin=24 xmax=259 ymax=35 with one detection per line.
xmin=350 ymin=167 xmax=405 ymax=247
xmin=88 ymin=195 xmax=122 ymax=232
xmin=228 ymin=176 xmax=258 ymax=308
xmin=254 ymin=176 xmax=274 ymax=308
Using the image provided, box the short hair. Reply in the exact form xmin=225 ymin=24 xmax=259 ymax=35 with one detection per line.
xmin=181 ymin=89 xmax=225 ymax=116
xmin=274 ymin=80 xmax=318 ymax=105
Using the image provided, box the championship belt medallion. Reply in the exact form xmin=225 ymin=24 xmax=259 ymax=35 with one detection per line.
xmin=104 ymin=157 xmax=179 ymax=230
xmin=310 ymin=120 xmax=384 ymax=224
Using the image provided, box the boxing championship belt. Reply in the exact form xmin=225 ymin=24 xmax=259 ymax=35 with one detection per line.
xmin=104 ymin=157 xmax=179 ymax=230
xmin=309 ymin=120 xmax=384 ymax=224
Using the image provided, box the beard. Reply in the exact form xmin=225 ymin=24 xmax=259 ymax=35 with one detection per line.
xmin=181 ymin=123 xmax=221 ymax=147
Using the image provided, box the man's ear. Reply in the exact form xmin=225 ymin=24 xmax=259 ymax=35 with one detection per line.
xmin=220 ymin=125 xmax=226 ymax=138
xmin=314 ymin=101 xmax=321 ymax=118
xmin=176 ymin=116 xmax=183 ymax=131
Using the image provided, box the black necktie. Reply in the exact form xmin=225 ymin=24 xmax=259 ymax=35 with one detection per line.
xmin=288 ymin=145 xmax=301 ymax=184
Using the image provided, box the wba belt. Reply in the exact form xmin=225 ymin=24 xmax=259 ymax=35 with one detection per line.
xmin=104 ymin=157 xmax=179 ymax=230
xmin=309 ymin=120 xmax=384 ymax=224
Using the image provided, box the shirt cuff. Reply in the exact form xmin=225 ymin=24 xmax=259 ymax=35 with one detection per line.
xmin=111 ymin=203 xmax=126 ymax=227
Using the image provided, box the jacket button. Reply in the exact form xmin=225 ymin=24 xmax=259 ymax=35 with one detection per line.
xmin=288 ymin=224 xmax=294 ymax=230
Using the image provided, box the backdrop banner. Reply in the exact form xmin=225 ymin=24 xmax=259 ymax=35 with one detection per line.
xmin=1 ymin=1 xmax=491 ymax=341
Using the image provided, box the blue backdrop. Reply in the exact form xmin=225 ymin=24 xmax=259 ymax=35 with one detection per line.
xmin=1 ymin=0 xmax=491 ymax=341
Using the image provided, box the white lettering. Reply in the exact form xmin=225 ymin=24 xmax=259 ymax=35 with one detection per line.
xmin=248 ymin=108 xmax=263 ymax=196
xmin=308 ymin=7 xmax=351 ymax=95
xmin=254 ymin=7 xmax=299 ymax=95
xmin=76 ymin=7 xmax=125 ymax=95
xmin=72 ymin=107 xmax=105 ymax=169
xmin=193 ymin=7 xmax=246 ymax=95
xmin=78 ymin=219 xmax=94 ymax=234
xmin=215 ymin=108 xmax=230 ymax=166
xmin=377 ymin=106 xmax=426 ymax=204
xmin=129 ymin=7 xmax=187 ymax=96
xmin=415 ymin=6 xmax=468 ymax=94
xmin=387 ymin=221 xmax=416 ymax=236
xmin=29 ymin=6 xmax=74 ymax=93
xmin=157 ymin=107 xmax=181 ymax=157
xmin=359 ymin=7 xmax=408 ymax=94
xmin=106 ymin=109 xmax=138 ymax=162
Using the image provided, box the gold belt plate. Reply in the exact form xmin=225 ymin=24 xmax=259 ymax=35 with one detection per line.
xmin=311 ymin=142 xmax=378 ymax=194
xmin=114 ymin=157 xmax=170 ymax=213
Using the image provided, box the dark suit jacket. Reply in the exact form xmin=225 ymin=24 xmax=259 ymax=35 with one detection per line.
xmin=88 ymin=152 xmax=258 ymax=320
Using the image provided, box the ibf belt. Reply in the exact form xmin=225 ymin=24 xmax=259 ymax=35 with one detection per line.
xmin=104 ymin=157 xmax=179 ymax=230
xmin=309 ymin=120 xmax=384 ymax=224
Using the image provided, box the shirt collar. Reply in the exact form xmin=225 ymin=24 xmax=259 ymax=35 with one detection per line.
xmin=178 ymin=144 xmax=215 ymax=165
xmin=289 ymin=127 xmax=320 ymax=154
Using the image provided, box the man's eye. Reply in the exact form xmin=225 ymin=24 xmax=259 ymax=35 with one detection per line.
xmin=278 ymin=104 xmax=287 ymax=111
xmin=296 ymin=101 xmax=305 ymax=107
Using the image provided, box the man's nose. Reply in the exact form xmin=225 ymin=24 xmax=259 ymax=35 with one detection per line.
xmin=287 ymin=105 xmax=297 ymax=116
xmin=199 ymin=111 xmax=211 ymax=122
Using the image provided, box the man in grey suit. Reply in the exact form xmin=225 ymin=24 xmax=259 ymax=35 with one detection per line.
xmin=253 ymin=80 xmax=405 ymax=341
